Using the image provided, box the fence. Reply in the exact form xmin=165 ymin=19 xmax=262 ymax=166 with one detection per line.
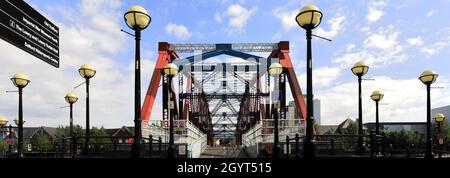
xmin=242 ymin=119 xmax=305 ymax=157
xmin=146 ymin=119 xmax=207 ymax=158
xmin=244 ymin=128 xmax=450 ymax=158
xmin=65 ymin=135 xmax=186 ymax=158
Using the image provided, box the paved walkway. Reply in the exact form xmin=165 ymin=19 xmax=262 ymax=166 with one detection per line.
xmin=199 ymin=146 xmax=250 ymax=158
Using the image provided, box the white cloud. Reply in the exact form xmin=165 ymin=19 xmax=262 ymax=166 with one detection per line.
xmin=346 ymin=44 xmax=356 ymax=51
xmin=317 ymin=76 xmax=450 ymax=125
xmin=334 ymin=25 xmax=407 ymax=69
xmin=298 ymin=66 xmax=342 ymax=88
xmin=364 ymin=25 xmax=399 ymax=50
xmin=165 ymin=23 xmax=192 ymax=40
xmin=427 ymin=10 xmax=436 ymax=17
xmin=422 ymin=41 xmax=450 ymax=57
xmin=215 ymin=12 xmax=222 ymax=24
xmin=366 ymin=0 xmax=388 ymax=23
xmin=407 ymin=36 xmax=424 ymax=46
xmin=272 ymin=8 xmax=298 ymax=31
xmin=0 ymin=0 xmax=159 ymax=128
xmin=316 ymin=15 xmax=346 ymax=39
xmin=224 ymin=4 xmax=257 ymax=34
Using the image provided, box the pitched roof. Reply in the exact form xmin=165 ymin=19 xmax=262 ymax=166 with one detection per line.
xmin=22 ymin=127 xmax=41 ymax=138
xmin=105 ymin=126 xmax=134 ymax=136
xmin=317 ymin=125 xmax=338 ymax=134
xmin=12 ymin=126 xmax=57 ymax=139
xmin=337 ymin=118 xmax=355 ymax=131
xmin=41 ymin=127 xmax=57 ymax=139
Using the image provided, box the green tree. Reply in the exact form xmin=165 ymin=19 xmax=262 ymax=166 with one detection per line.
xmin=34 ymin=132 xmax=52 ymax=152
xmin=91 ymin=126 xmax=109 ymax=143
xmin=346 ymin=121 xmax=358 ymax=135
xmin=0 ymin=140 xmax=7 ymax=156
xmin=56 ymin=124 xmax=85 ymax=138
xmin=90 ymin=126 xmax=109 ymax=154
xmin=384 ymin=130 xmax=424 ymax=150
xmin=314 ymin=123 xmax=319 ymax=134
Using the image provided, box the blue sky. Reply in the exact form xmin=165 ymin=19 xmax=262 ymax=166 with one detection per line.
xmin=0 ymin=0 xmax=449 ymax=127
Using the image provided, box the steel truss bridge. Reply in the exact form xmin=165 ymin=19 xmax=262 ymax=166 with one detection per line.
xmin=141 ymin=42 xmax=308 ymax=156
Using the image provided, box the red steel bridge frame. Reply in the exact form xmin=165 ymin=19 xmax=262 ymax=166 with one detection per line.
xmin=141 ymin=41 xmax=308 ymax=146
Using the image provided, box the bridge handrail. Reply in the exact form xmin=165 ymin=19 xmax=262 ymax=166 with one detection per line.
xmin=242 ymin=119 xmax=306 ymax=146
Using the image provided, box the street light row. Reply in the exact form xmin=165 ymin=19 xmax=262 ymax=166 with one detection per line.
xmin=0 ymin=116 xmax=26 ymax=129
xmin=0 ymin=64 xmax=95 ymax=158
xmin=352 ymin=60 xmax=446 ymax=158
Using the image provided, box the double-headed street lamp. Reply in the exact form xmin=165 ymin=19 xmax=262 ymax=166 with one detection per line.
xmin=370 ymin=90 xmax=384 ymax=156
xmin=164 ymin=63 xmax=179 ymax=158
xmin=296 ymin=4 xmax=323 ymax=159
xmin=268 ymin=62 xmax=283 ymax=158
xmin=0 ymin=116 xmax=7 ymax=128
xmin=11 ymin=74 xmax=31 ymax=158
xmin=419 ymin=70 xmax=438 ymax=158
xmin=124 ymin=5 xmax=151 ymax=158
xmin=65 ymin=92 xmax=78 ymax=155
xmin=351 ymin=61 xmax=369 ymax=156
xmin=434 ymin=113 xmax=445 ymax=158
xmin=79 ymin=64 xmax=96 ymax=155
xmin=0 ymin=116 xmax=7 ymax=141
xmin=0 ymin=117 xmax=16 ymax=154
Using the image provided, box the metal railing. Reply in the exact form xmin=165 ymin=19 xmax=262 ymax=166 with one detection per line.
xmin=242 ymin=119 xmax=305 ymax=145
xmin=65 ymin=135 xmax=190 ymax=158
xmin=146 ymin=119 xmax=207 ymax=158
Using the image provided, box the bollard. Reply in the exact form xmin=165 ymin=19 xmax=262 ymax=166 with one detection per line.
xmin=62 ymin=135 xmax=66 ymax=158
xmin=149 ymin=135 xmax=153 ymax=158
xmin=295 ymin=133 xmax=299 ymax=158
xmin=330 ymin=139 xmax=335 ymax=155
xmin=381 ymin=133 xmax=386 ymax=157
xmin=406 ymin=146 xmax=410 ymax=158
xmin=72 ymin=134 xmax=77 ymax=158
xmin=113 ymin=140 xmax=117 ymax=158
xmin=370 ymin=130 xmax=375 ymax=157
xmin=286 ymin=135 xmax=290 ymax=158
xmin=55 ymin=145 xmax=59 ymax=158
xmin=389 ymin=144 xmax=393 ymax=158
xmin=158 ymin=137 xmax=162 ymax=156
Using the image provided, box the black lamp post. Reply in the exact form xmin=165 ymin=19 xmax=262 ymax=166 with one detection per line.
xmin=124 ymin=5 xmax=151 ymax=158
xmin=433 ymin=113 xmax=445 ymax=158
xmin=268 ymin=62 xmax=283 ymax=158
xmin=419 ymin=70 xmax=438 ymax=159
xmin=79 ymin=64 xmax=96 ymax=155
xmin=11 ymin=73 xmax=31 ymax=158
xmin=164 ymin=63 xmax=179 ymax=158
xmin=8 ymin=124 xmax=13 ymax=153
xmin=295 ymin=4 xmax=323 ymax=159
xmin=351 ymin=61 xmax=369 ymax=156
xmin=65 ymin=92 xmax=78 ymax=155
xmin=370 ymin=90 xmax=384 ymax=156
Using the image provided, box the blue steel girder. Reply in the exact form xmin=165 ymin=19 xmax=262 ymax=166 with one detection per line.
xmin=187 ymin=63 xmax=260 ymax=72
xmin=172 ymin=44 xmax=265 ymax=69
xmin=211 ymin=114 xmax=226 ymax=126
xmin=202 ymin=71 xmax=219 ymax=84
xmin=210 ymin=101 xmax=224 ymax=116
xmin=173 ymin=49 xmax=225 ymax=68
xmin=225 ymin=100 xmax=238 ymax=115
xmin=211 ymin=113 xmax=237 ymax=117
xmin=212 ymin=116 xmax=237 ymax=125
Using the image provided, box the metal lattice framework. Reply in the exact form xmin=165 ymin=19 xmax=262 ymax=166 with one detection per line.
xmin=141 ymin=41 xmax=308 ymax=146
